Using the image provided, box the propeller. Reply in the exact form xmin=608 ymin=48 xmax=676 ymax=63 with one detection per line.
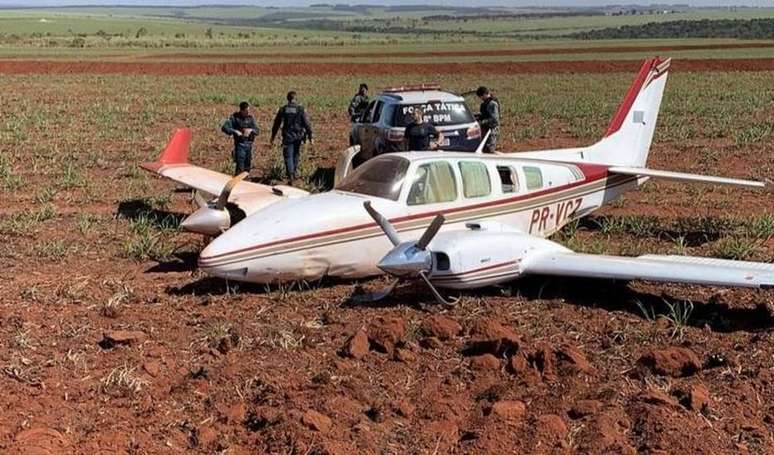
xmin=181 ymin=172 xmax=248 ymax=236
xmin=354 ymin=201 xmax=458 ymax=306
xmin=216 ymin=172 xmax=248 ymax=210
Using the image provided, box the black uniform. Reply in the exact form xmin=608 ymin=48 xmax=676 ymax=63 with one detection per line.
xmin=404 ymin=121 xmax=440 ymax=151
xmin=479 ymin=96 xmax=500 ymax=153
xmin=270 ymin=101 xmax=313 ymax=180
xmin=348 ymin=93 xmax=369 ymax=122
xmin=221 ymin=112 xmax=259 ymax=175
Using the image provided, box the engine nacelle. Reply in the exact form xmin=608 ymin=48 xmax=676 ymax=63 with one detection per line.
xmin=427 ymin=223 xmax=570 ymax=289
xmin=181 ymin=206 xmax=230 ymax=236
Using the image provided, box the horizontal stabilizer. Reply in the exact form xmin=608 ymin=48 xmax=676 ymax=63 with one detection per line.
xmin=608 ymin=166 xmax=766 ymax=189
xmin=140 ymin=129 xmax=308 ymax=217
xmin=524 ymin=252 xmax=774 ymax=289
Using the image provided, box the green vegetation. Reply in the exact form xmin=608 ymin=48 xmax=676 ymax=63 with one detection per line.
xmin=571 ymin=18 xmax=774 ymax=40
xmin=1 ymin=6 xmax=773 ymax=47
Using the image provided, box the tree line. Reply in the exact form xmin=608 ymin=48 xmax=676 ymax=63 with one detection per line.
xmin=570 ymin=18 xmax=774 ymax=40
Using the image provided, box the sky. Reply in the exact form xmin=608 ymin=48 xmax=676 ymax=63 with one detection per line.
xmin=0 ymin=0 xmax=772 ymax=7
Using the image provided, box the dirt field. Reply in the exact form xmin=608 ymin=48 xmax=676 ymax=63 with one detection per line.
xmin=139 ymin=42 xmax=774 ymax=61
xmin=0 ymin=44 xmax=772 ymax=454
xmin=1 ymin=58 xmax=774 ymax=77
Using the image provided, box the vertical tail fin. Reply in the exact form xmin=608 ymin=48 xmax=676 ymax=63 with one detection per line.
xmin=587 ymin=57 xmax=671 ymax=167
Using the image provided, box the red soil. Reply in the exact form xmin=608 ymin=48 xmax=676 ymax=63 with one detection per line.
xmin=144 ymin=42 xmax=774 ymax=61
xmin=0 ymin=58 xmax=773 ymax=76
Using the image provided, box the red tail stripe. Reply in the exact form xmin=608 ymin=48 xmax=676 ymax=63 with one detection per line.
xmin=604 ymin=57 xmax=661 ymax=138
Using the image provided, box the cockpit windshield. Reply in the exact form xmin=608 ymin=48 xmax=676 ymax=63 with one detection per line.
xmin=336 ymin=155 xmax=410 ymax=201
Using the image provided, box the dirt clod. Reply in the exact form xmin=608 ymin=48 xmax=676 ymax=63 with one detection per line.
xmin=556 ymin=344 xmax=592 ymax=374
xmin=489 ymin=400 xmax=526 ymax=423
xmin=342 ymin=328 xmax=369 ymax=360
xmin=302 ymin=410 xmax=332 ymax=433
xmin=421 ymin=315 xmax=462 ymax=340
xmin=367 ymin=317 xmax=406 ymax=354
xmin=142 ymin=360 xmax=161 ymax=377
xmin=682 ymin=384 xmax=711 ymax=412
xmin=394 ymin=400 xmax=415 ymax=417
xmin=394 ymin=347 xmax=416 ymax=363
xmin=465 ymin=318 xmax=521 ymax=356
xmin=535 ymin=414 xmax=568 ymax=441
xmin=470 ymin=354 xmax=501 ymax=371
xmin=100 ymin=330 xmax=147 ymax=348
xmin=637 ymin=347 xmax=702 ymax=377
xmin=638 ymin=389 xmax=680 ymax=409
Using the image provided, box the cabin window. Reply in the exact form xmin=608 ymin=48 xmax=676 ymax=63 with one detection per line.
xmin=496 ymin=165 xmax=519 ymax=193
xmin=407 ymin=161 xmax=458 ymax=206
xmin=336 ymin=155 xmax=409 ymax=201
xmin=458 ymin=161 xmax=491 ymax=198
xmin=523 ymin=166 xmax=544 ymax=190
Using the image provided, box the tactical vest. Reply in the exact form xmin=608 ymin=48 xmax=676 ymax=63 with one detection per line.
xmin=231 ymin=112 xmax=256 ymax=143
xmin=480 ymin=97 xmax=499 ymax=124
xmin=281 ymin=103 xmax=306 ymax=143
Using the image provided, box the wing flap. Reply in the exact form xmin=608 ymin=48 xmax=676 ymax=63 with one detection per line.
xmin=608 ymin=166 xmax=767 ymax=189
xmin=523 ymin=252 xmax=774 ymax=289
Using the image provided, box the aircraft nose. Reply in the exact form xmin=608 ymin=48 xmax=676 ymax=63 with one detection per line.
xmin=197 ymin=235 xmax=251 ymax=280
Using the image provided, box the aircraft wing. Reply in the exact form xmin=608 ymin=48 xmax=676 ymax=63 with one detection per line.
xmin=608 ymin=166 xmax=767 ymax=189
xmin=523 ymin=252 xmax=774 ymax=289
xmin=141 ymin=128 xmax=308 ymax=200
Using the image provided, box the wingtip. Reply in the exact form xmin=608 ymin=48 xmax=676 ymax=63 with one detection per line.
xmin=158 ymin=127 xmax=192 ymax=165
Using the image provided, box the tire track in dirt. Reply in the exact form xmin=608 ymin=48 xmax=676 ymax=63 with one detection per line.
xmin=0 ymin=58 xmax=773 ymax=76
xmin=138 ymin=42 xmax=774 ymax=60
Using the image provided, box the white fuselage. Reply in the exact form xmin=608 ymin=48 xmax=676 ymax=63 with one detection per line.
xmin=197 ymin=152 xmax=641 ymax=287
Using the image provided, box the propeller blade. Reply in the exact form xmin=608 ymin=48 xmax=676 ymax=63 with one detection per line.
xmin=192 ymin=190 xmax=208 ymax=208
xmin=416 ymin=214 xmax=445 ymax=251
xmin=348 ymin=279 xmax=401 ymax=304
xmin=215 ymin=172 xmax=248 ymax=210
xmin=363 ymin=201 xmax=401 ymax=247
xmin=419 ymin=271 xmax=459 ymax=307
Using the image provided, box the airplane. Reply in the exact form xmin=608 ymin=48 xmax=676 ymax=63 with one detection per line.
xmin=142 ymin=56 xmax=773 ymax=304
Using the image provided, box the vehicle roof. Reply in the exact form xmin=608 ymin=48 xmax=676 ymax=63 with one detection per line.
xmin=378 ymin=90 xmax=464 ymax=104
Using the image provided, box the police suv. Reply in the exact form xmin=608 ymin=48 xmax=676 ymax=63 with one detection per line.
xmin=340 ymin=84 xmax=481 ymax=181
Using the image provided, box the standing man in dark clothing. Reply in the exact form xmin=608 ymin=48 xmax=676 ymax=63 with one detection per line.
xmin=404 ymin=109 xmax=444 ymax=151
xmin=348 ymin=83 xmax=370 ymax=122
xmin=221 ymin=101 xmax=259 ymax=176
xmin=270 ymin=91 xmax=313 ymax=185
xmin=476 ymin=86 xmax=500 ymax=153
xmin=348 ymin=83 xmax=369 ymax=146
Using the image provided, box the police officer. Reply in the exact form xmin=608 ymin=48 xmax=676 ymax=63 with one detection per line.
xmin=347 ymin=83 xmax=369 ymax=146
xmin=221 ymin=101 xmax=259 ymax=175
xmin=348 ymin=83 xmax=369 ymax=122
xmin=476 ymin=86 xmax=500 ymax=153
xmin=270 ymin=91 xmax=313 ymax=185
xmin=404 ymin=108 xmax=444 ymax=151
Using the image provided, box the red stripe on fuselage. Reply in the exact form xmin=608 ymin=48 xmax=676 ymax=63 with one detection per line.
xmin=436 ymin=260 xmax=518 ymax=278
xmin=200 ymin=163 xmax=612 ymax=262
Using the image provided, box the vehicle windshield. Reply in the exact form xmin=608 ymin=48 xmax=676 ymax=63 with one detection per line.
xmin=393 ymin=102 xmax=473 ymax=127
xmin=336 ymin=155 xmax=410 ymax=201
